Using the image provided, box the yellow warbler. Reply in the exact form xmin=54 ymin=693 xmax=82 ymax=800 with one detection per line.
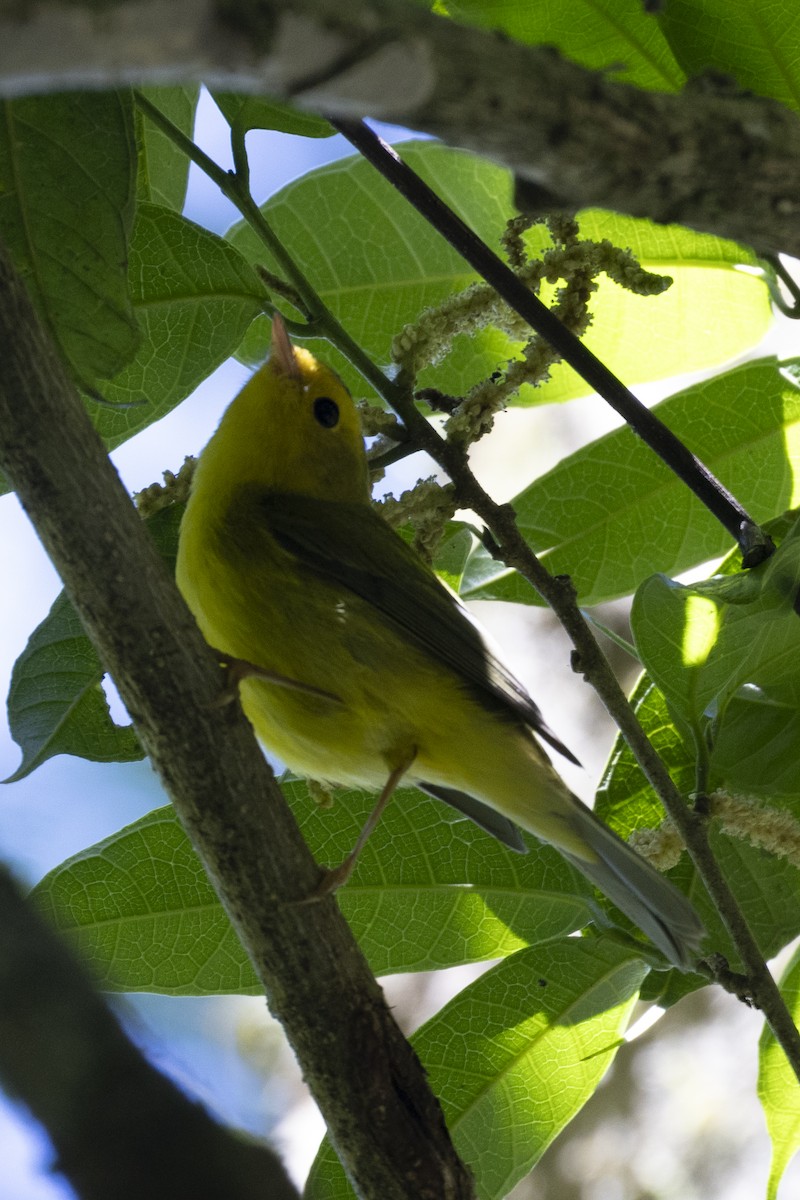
xmin=176 ymin=317 xmax=703 ymax=966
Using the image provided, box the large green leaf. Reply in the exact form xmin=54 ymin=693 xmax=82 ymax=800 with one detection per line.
xmin=32 ymin=784 xmax=599 ymax=994
xmin=539 ymin=208 xmax=770 ymax=404
xmin=306 ymin=939 xmax=647 ymax=1200
xmin=759 ymin=945 xmax=800 ymax=1200
xmin=659 ymin=0 xmax=800 ymax=111
xmin=90 ymin=203 xmax=266 ymax=449
xmin=446 ymin=0 xmax=685 ymax=90
xmin=4 ymin=591 xmax=143 ymax=783
xmin=228 ymin=143 xmax=769 ymax=407
xmin=136 ymin=86 xmax=200 ymax=209
xmin=0 ymin=91 xmax=140 ymax=384
xmin=460 ymin=358 xmax=800 ymax=606
xmin=0 ymin=202 xmax=264 ymax=499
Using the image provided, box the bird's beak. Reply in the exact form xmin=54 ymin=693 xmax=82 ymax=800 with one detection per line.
xmin=270 ymin=314 xmax=302 ymax=381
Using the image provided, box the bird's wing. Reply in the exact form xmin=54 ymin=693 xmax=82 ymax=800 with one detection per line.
xmin=257 ymin=491 xmax=578 ymax=765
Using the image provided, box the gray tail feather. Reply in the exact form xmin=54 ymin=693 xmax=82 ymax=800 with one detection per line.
xmin=420 ymin=783 xmax=528 ymax=853
xmin=563 ymin=808 xmax=705 ymax=968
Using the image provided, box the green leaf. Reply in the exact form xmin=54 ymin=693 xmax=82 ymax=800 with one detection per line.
xmin=0 ymin=91 xmax=140 ymax=384
xmin=659 ymin=0 xmax=800 ymax=111
xmin=710 ymin=692 xmax=800 ymax=801
xmin=593 ymin=679 xmax=705 ymax=1006
xmin=4 ymin=591 xmax=143 ymax=783
xmin=307 ymin=939 xmax=646 ymax=1200
xmin=136 ymin=86 xmax=200 ymax=209
xmin=759 ymin=945 xmax=800 ymax=1200
xmin=539 ymin=209 xmax=771 ymax=404
xmin=33 ymin=784 xmax=597 ymax=994
xmin=4 ymin=505 xmax=181 ymax=781
xmin=90 ymin=202 xmax=266 ymax=450
xmin=460 ymin=358 xmax=800 ymax=606
xmin=446 ymin=0 xmax=685 ymax=91
xmin=212 ymin=91 xmax=333 ymax=138
xmin=631 ymin=572 xmax=744 ymax=734
xmin=33 ymin=807 xmax=256 ymax=994
xmin=228 ymin=144 xmax=769 ymax=408
xmin=596 ymin=678 xmax=800 ymax=999
xmin=632 ymin=521 xmax=800 ymax=792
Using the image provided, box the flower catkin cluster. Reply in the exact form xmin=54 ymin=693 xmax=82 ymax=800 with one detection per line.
xmin=377 ymin=479 xmax=458 ymax=563
xmin=390 ymin=213 xmax=671 ymax=451
xmin=134 ymin=457 xmax=196 ymax=518
xmin=629 ymin=790 xmax=800 ymax=873
xmin=708 ymin=790 xmax=800 ymax=870
xmin=628 ymin=819 xmax=687 ymax=871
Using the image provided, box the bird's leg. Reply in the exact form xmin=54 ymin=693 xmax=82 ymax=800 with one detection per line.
xmin=209 ymin=649 xmax=342 ymax=706
xmin=299 ymin=754 xmax=415 ymax=902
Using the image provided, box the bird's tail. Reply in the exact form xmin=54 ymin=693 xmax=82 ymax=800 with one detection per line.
xmin=562 ymin=800 xmax=704 ymax=968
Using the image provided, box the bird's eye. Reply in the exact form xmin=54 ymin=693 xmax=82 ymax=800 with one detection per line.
xmin=313 ymin=396 xmax=340 ymax=428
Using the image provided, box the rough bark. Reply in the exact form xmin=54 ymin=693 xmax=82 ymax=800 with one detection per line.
xmin=0 ymin=0 xmax=798 ymax=255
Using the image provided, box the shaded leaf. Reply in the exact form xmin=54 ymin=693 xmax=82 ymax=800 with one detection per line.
xmin=5 ymin=592 xmax=142 ymax=783
xmin=212 ymin=92 xmax=333 ymax=138
xmin=0 ymin=91 xmax=140 ymax=384
xmin=32 ymin=784 xmax=598 ymax=994
xmin=136 ymin=86 xmax=200 ymax=209
xmin=90 ymin=203 xmax=266 ymax=450
xmin=759 ymin=945 xmax=800 ymax=1200
xmin=4 ymin=505 xmax=181 ymax=781
xmin=596 ymin=678 xmax=800 ymax=1002
xmin=632 ymin=519 xmax=800 ymax=794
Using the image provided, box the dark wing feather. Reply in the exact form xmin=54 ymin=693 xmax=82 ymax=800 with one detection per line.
xmin=257 ymin=492 xmax=578 ymax=765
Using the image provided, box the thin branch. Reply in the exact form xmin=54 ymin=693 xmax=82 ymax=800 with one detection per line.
xmin=329 ymin=117 xmax=773 ymax=567
xmin=386 ymin=375 xmax=800 ymax=1081
xmin=0 ymin=864 xmax=299 ymax=1200
xmin=0 ymin=238 xmax=475 ymax=1199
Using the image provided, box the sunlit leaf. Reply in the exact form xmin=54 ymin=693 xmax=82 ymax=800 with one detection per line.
xmin=307 ymin=939 xmax=646 ymax=1200
xmin=660 ymin=0 xmax=800 ymax=111
xmin=228 ymin=144 xmax=768 ymax=409
xmin=446 ymin=0 xmax=685 ymax=90
xmin=759 ymin=945 xmax=800 ymax=1200
xmin=460 ymin=359 xmax=800 ymax=606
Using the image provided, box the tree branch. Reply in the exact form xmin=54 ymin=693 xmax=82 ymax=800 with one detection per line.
xmin=0 ymin=864 xmax=299 ymax=1200
xmin=0 ymin=237 xmax=474 ymax=1199
xmin=2 ymin=0 xmax=800 ymax=255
